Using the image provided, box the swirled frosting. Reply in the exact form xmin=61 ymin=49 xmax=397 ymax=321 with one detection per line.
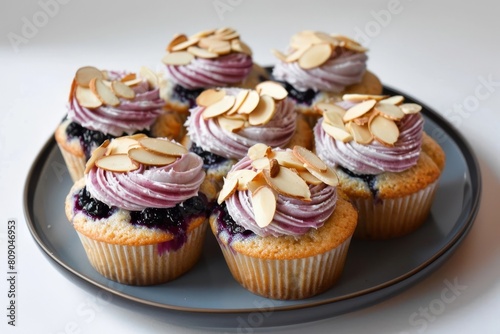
xmin=68 ymin=72 xmax=165 ymax=137
xmin=314 ymin=112 xmax=424 ymax=175
xmin=164 ymin=53 xmax=253 ymax=90
xmin=86 ymin=151 xmax=205 ymax=211
xmin=225 ymin=156 xmax=337 ymax=237
xmin=186 ymin=88 xmax=297 ymax=160
xmin=273 ymin=48 xmax=367 ymax=92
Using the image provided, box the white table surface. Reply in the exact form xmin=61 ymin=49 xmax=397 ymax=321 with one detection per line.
xmin=2 ymin=0 xmax=499 ymax=333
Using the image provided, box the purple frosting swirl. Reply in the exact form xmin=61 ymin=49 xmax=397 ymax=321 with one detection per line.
xmin=68 ymin=72 xmax=165 ymax=137
xmin=273 ymin=48 xmax=367 ymax=92
xmin=185 ymin=88 xmax=297 ymax=160
xmin=164 ymin=53 xmax=253 ymax=89
xmin=225 ymin=155 xmax=337 ymax=237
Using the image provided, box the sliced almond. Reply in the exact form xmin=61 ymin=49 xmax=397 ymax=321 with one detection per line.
xmin=68 ymin=79 xmax=77 ymax=102
xmin=298 ymin=43 xmax=332 ymax=69
xmin=187 ymin=46 xmax=219 ymax=59
xmin=379 ymin=95 xmax=404 ymax=105
xmin=248 ymin=143 xmax=271 ymax=161
xmin=162 ymin=51 xmax=195 ymax=66
xmin=217 ymin=176 xmax=238 ymax=204
xmin=322 ymin=121 xmax=353 ymax=142
xmin=323 ymin=109 xmax=346 ymax=128
xmin=352 ymin=110 xmax=376 ymax=125
xmin=346 ymin=122 xmax=372 ymax=145
xmin=85 ymin=139 xmax=110 ymax=174
xmin=218 ymin=116 xmax=245 ymax=132
xmin=170 ymin=37 xmax=200 ymax=52
xmin=248 ymin=95 xmax=276 ymax=126
xmin=227 ymin=89 xmax=249 ymax=115
xmin=238 ymin=90 xmax=260 ymax=114
xmin=75 ymin=66 xmax=104 ymax=88
xmin=263 ymin=166 xmax=311 ymax=201
xmin=343 ymin=39 xmax=368 ymax=53
xmin=75 ymin=85 xmax=102 ymax=109
xmin=285 ymin=46 xmax=309 ymax=63
xmin=218 ymin=31 xmax=240 ymax=41
xmin=342 ymin=94 xmax=388 ymax=102
xmin=111 ymin=80 xmax=136 ymax=100
xmin=138 ymin=137 xmax=187 ymax=157
xmin=314 ymin=102 xmax=346 ymax=117
xmin=207 ymin=40 xmax=232 ymax=55
xmin=120 ymin=73 xmax=136 ymax=82
xmin=202 ymin=95 xmax=236 ymax=119
xmin=343 ymin=99 xmax=377 ymax=122
xmin=95 ymin=154 xmax=139 ymax=173
xmin=298 ymin=170 xmax=322 ymax=185
xmin=251 ymin=186 xmax=276 ymax=228
xmin=255 ymin=81 xmax=288 ymax=100
xmin=128 ymin=147 xmax=177 ymax=166
xmin=304 ymin=164 xmax=339 ymax=187
xmin=369 ymin=115 xmax=400 ymax=146
xmin=247 ymin=172 xmax=268 ymax=193
xmin=166 ymin=34 xmax=188 ymax=51
xmin=90 ymin=78 xmax=120 ymax=107
xmin=271 ymin=49 xmax=287 ymax=62
xmin=292 ymin=146 xmax=327 ymax=173
xmin=231 ymin=39 xmax=252 ymax=55
xmin=313 ymin=31 xmax=340 ymax=46
xmin=106 ymin=136 xmax=141 ymax=155
xmin=229 ymin=169 xmax=258 ymax=191
xmin=374 ymin=102 xmax=405 ymax=120
xmin=122 ymin=77 xmax=142 ymax=87
xmin=139 ymin=66 xmax=159 ymax=89
xmin=400 ymin=103 xmax=422 ymax=114
xmin=273 ymin=150 xmax=306 ymax=171
xmin=214 ymin=27 xmax=235 ymax=36
xmin=196 ymin=89 xmax=226 ymax=107
xmin=251 ymin=157 xmax=270 ymax=170
xmin=192 ymin=28 xmax=217 ymax=39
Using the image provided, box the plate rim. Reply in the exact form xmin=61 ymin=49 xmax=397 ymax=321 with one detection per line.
xmin=23 ymin=85 xmax=482 ymax=315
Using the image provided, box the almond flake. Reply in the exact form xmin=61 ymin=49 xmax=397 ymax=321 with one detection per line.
xmin=251 ymin=157 xmax=270 ymax=170
xmin=90 ymin=78 xmax=120 ymax=107
xmin=139 ymin=66 xmax=159 ymax=89
xmin=346 ymin=122 xmax=372 ymax=145
xmin=323 ymin=109 xmax=346 ymax=128
xmin=247 ymin=172 xmax=269 ymax=194
xmin=166 ymin=34 xmax=188 ymax=51
xmin=229 ymin=169 xmax=258 ymax=191
xmin=369 ymin=115 xmax=399 ymax=146
xmin=196 ymin=89 xmax=226 ymax=107
xmin=400 ymin=103 xmax=422 ymax=114
xmin=314 ymin=102 xmax=346 ymax=117
xmin=95 ymin=154 xmax=139 ymax=173
xmin=106 ymin=136 xmax=142 ymax=155
xmin=292 ymin=146 xmax=327 ymax=173
xmin=122 ymin=77 xmax=142 ymax=87
xmin=379 ymin=95 xmax=404 ymax=105
xmin=352 ymin=110 xmax=376 ymax=125
xmin=170 ymin=37 xmax=200 ymax=52
xmin=251 ymin=186 xmax=276 ymax=228
xmin=255 ymin=81 xmax=288 ymax=100
xmin=304 ymin=164 xmax=339 ymax=187
xmin=237 ymin=90 xmax=260 ymax=114
xmin=162 ymin=51 xmax=195 ymax=65
xmin=343 ymin=40 xmax=368 ymax=53
xmin=219 ymin=31 xmax=240 ymax=41
xmin=248 ymin=95 xmax=276 ymax=126
xmin=248 ymin=143 xmax=271 ymax=161
xmin=75 ymin=66 xmax=104 ymax=88
xmin=138 ymin=137 xmax=187 ymax=157
xmin=273 ymin=150 xmax=306 ymax=171
xmin=313 ymin=31 xmax=340 ymax=46
xmin=215 ymin=27 xmax=235 ymax=36
xmin=75 ymin=85 xmax=102 ymax=109
xmin=343 ymin=99 xmax=377 ymax=122
xmin=342 ymin=94 xmax=388 ymax=102
xmin=231 ymin=39 xmax=252 ymax=55
xmin=187 ymin=46 xmax=219 ymax=59
xmin=218 ymin=116 xmax=245 ymax=132
xmin=298 ymin=43 xmax=332 ymax=69
xmin=298 ymin=170 xmax=322 ymax=185
xmin=285 ymin=46 xmax=309 ymax=63
xmin=120 ymin=73 xmax=136 ymax=82
xmin=263 ymin=166 xmax=311 ymax=201
xmin=208 ymin=41 xmax=232 ymax=55
xmin=111 ymin=80 xmax=135 ymax=100
xmin=191 ymin=29 xmax=217 ymax=39
xmin=217 ymin=176 xmax=238 ymax=204
xmin=85 ymin=139 xmax=110 ymax=174
xmin=374 ymin=102 xmax=405 ymax=120
xmin=271 ymin=49 xmax=287 ymax=62
xmin=322 ymin=121 xmax=353 ymax=142
xmin=202 ymin=95 xmax=236 ymax=119
xmin=128 ymin=147 xmax=177 ymax=166
xmin=227 ymin=89 xmax=249 ymax=115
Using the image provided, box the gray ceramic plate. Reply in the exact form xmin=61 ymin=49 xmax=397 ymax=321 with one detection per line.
xmin=24 ymin=87 xmax=481 ymax=328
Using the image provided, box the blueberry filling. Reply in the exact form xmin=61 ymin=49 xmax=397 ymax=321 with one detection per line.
xmin=214 ymin=203 xmax=254 ymax=242
xmin=280 ymin=81 xmax=317 ymax=106
xmin=189 ymin=142 xmax=228 ymax=168
xmin=75 ymin=186 xmax=115 ymax=219
xmin=339 ymin=166 xmax=379 ymax=199
xmin=172 ymin=84 xmax=204 ymax=108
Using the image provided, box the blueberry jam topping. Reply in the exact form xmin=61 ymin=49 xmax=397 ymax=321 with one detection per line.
xmin=75 ymin=186 xmax=115 ymax=219
xmin=190 ymin=142 xmax=228 ymax=167
xmin=172 ymin=84 xmax=204 ymax=108
xmin=214 ymin=203 xmax=254 ymax=239
xmin=339 ymin=166 xmax=379 ymax=198
xmin=281 ymin=82 xmax=317 ymax=106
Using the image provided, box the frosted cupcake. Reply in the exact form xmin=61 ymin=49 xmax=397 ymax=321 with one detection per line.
xmin=55 ymin=66 xmax=181 ymax=182
xmin=182 ymin=81 xmax=312 ymax=190
xmin=210 ymin=144 xmax=357 ymax=300
xmin=160 ymin=27 xmax=269 ymax=115
xmin=65 ymin=135 xmax=215 ymax=285
xmin=313 ymin=94 xmax=446 ymax=239
xmin=272 ymin=31 xmax=383 ymax=124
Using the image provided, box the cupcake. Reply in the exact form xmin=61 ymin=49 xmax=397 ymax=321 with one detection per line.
xmin=159 ymin=27 xmax=269 ymax=115
xmin=182 ymin=81 xmax=312 ymax=191
xmin=272 ymin=31 xmax=383 ymax=125
xmin=55 ymin=66 xmax=182 ymax=182
xmin=65 ymin=135 xmax=215 ymax=285
xmin=313 ymin=94 xmax=446 ymax=239
xmin=210 ymin=144 xmax=358 ymax=300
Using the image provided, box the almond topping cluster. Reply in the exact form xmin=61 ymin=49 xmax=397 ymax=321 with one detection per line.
xmin=272 ymin=30 xmax=368 ymax=70
xmin=84 ymin=134 xmax=188 ymax=173
xmin=70 ymin=66 xmax=159 ymax=109
xmin=218 ymin=144 xmax=339 ymax=228
xmin=198 ymin=81 xmax=289 ymax=132
xmin=162 ymin=27 xmax=252 ymax=66
xmin=315 ymin=94 xmax=422 ymax=146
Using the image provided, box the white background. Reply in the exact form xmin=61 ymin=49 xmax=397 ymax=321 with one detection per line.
xmin=1 ymin=0 xmax=500 ymax=333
